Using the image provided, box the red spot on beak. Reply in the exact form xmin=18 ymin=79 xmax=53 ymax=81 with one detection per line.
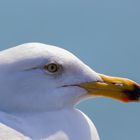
xmin=123 ymin=97 xmax=130 ymax=102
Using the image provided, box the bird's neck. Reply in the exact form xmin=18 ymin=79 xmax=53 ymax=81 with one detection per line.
xmin=2 ymin=108 xmax=83 ymax=137
xmin=0 ymin=108 xmax=99 ymax=140
xmin=4 ymin=107 xmax=78 ymax=125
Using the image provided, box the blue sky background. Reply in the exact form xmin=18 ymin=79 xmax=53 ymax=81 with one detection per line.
xmin=0 ymin=0 xmax=140 ymax=139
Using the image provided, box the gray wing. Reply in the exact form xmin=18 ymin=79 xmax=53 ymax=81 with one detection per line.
xmin=0 ymin=123 xmax=30 ymax=140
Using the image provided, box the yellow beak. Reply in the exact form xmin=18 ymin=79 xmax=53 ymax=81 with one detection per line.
xmin=79 ymin=74 xmax=140 ymax=102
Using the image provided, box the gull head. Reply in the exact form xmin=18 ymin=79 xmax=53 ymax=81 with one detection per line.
xmin=0 ymin=43 xmax=139 ymax=112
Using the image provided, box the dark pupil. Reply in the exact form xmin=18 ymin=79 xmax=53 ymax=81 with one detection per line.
xmin=49 ymin=65 xmax=56 ymax=72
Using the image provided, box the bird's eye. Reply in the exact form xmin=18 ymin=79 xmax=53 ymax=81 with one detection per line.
xmin=44 ymin=63 xmax=59 ymax=73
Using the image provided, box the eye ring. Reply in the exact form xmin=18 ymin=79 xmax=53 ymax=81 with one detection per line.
xmin=44 ymin=63 xmax=59 ymax=73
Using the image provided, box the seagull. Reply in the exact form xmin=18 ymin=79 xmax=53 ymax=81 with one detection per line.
xmin=0 ymin=43 xmax=139 ymax=140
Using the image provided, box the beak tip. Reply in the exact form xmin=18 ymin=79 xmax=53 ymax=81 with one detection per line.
xmin=123 ymin=84 xmax=140 ymax=102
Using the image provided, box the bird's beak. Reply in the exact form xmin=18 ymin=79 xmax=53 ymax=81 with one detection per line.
xmin=79 ymin=74 xmax=140 ymax=102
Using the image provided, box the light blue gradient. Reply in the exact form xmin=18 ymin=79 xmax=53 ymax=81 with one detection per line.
xmin=0 ymin=0 xmax=139 ymax=139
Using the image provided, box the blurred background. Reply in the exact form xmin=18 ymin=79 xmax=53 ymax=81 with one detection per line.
xmin=0 ymin=0 xmax=139 ymax=139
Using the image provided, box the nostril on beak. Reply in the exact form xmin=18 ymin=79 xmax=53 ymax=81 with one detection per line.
xmin=114 ymin=83 xmax=124 ymax=87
